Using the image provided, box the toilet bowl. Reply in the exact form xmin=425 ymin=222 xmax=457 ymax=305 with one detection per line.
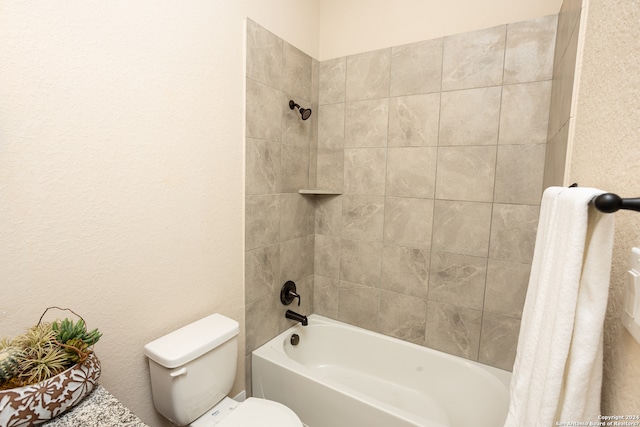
xmin=143 ymin=314 xmax=302 ymax=427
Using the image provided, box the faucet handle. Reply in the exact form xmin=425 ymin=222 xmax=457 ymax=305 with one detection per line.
xmin=280 ymin=281 xmax=301 ymax=306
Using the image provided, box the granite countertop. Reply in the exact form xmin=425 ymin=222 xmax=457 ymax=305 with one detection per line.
xmin=43 ymin=385 xmax=148 ymax=427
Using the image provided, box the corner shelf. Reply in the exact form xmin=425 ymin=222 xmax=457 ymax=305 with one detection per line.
xmin=298 ymin=189 xmax=342 ymax=195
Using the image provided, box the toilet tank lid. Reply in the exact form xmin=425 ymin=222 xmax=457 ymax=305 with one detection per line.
xmin=143 ymin=314 xmax=239 ymax=368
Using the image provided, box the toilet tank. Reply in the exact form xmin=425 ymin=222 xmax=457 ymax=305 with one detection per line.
xmin=143 ymin=314 xmax=240 ymax=426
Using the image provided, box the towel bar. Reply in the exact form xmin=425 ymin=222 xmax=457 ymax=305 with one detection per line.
xmin=592 ymin=193 xmax=640 ymax=213
xmin=569 ymin=183 xmax=640 ymax=213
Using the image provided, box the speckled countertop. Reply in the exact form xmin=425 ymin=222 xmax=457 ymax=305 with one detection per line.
xmin=43 ymin=385 xmax=148 ymax=427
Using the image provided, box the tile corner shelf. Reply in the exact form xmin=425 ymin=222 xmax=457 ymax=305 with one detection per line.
xmin=298 ymin=189 xmax=342 ymax=195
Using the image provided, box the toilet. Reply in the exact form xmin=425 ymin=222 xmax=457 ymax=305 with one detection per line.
xmin=143 ymin=313 xmax=302 ymax=427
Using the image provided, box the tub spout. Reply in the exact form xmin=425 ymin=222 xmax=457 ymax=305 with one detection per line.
xmin=285 ymin=310 xmax=308 ymax=326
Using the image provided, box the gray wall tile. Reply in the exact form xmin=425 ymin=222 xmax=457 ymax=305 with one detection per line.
xmin=494 ymin=144 xmax=546 ymax=204
xmin=504 ymin=14 xmax=557 ymax=84
xmin=548 ymin=21 xmax=579 ymax=139
xmin=311 ymin=59 xmax=320 ymax=105
xmin=379 ymin=291 xmax=427 ymax=344
xmin=345 ymin=99 xmax=389 ymax=148
xmin=432 ymin=200 xmax=492 ymax=257
xmin=246 ymin=195 xmax=280 ymax=250
xmin=489 ymin=204 xmax=539 ymax=263
xmin=478 ymin=313 xmax=521 ymax=371
xmin=314 ymin=234 xmax=341 ymax=279
xmin=342 ymin=195 xmax=385 ymax=242
xmin=386 ymin=147 xmax=437 ymax=198
xmin=280 ymin=194 xmax=315 ymax=241
xmin=346 ymin=49 xmax=391 ymax=101
xmin=315 ymin=195 xmax=342 ymax=236
xmin=246 ymin=138 xmax=281 ymax=195
xmin=485 ymin=259 xmax=531 ymax=318
xmin=283 ymin=42 xmax=312 ymax=100
xmin=435 ymin=146 xmax=497 ymax=202
xmin=343 ymin=148 xmax=387 ymax=195
xmin=245 ymin=293 xmax=283 ymax=353
xmin=316 ymin=149 xmax=344 ymax=191
xmin=314 ymin=275 xmax=339 ymax=318
xmin=499 ymin=81 xmax=552 ymax=145
xmin=338 ymin=281 xmax=380 ymax=331
xmin=245 ymin=245 xmax=280 ymax=304
xmin=319 ymin=57 xmax=346 ymax=105
xmin=426 ymin=301 xmax=482 ymax=359
xmin=280 ymin=235 xmax=314 ymax=284
xmin=442 ymin=25 xmax=506 ymax=91
xmin=390 ymin=39 xmax=443 ymax=96
xmin=388 ymin=93 xmax=440 ymax=147
xmin=554 ymin=0 xmax=582 ymax=76
xmin=318 ymin=103 xmax=345 ymax=149
xmin=381 ymin=245 xmax=430 ymax=298
xmin=246 ymin=19 xmax=282 ymax=89
xmin=280 ymin=145 xmax=310 ymax=192
xmin=246 ymin=79 xmax=282 ymax=142
xmin=340 ymin=239 xmax=383 ymax=286
xmin=429 ymin=252 xmax=487 ymax=310
xmin=439 ymin=86 xmax=502 ymax=146
xmin=544 ymin=1 xmax=582 ymax=191
xmin=383 ymin=197 xmax=434 ymax=250
xmin=544 ymin=121 xmax=570 ymax=188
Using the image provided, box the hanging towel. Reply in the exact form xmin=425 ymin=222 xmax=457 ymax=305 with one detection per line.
xmin=503 ymin=186 xmax=615 ymax=427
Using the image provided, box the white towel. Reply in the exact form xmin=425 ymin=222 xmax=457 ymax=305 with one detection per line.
xmin=503 ymin=186 xmax=615 ymax=427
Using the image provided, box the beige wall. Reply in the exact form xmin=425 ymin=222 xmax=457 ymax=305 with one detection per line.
xmin=0 ymin=1 xmax=319 ymax=426
xmin=566 ymin=0 xmax=640 ymax=414
xmin=319 ymin=0 xmax=562 ymax=59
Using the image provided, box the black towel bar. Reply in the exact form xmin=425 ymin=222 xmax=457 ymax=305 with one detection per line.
xmin=592 ymin=193 xmax=640 ymax=213
xmin=569 ymin=183 xmax=640 ymax=213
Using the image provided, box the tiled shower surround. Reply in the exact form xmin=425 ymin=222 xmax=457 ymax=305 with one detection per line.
xmin=245 ymin=15 xmax=558 ymax=379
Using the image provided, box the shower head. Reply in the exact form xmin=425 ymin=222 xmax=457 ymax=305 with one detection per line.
xmin=289 ymin=100 xmax=312 ymax=121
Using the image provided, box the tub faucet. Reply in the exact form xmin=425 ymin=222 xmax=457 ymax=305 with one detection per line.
xmin=285 ymin=310 xmax=308 ymax=326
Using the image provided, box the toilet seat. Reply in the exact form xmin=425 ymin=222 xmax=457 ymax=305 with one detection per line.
xmin=218 ymin=398 xmax=302 ymax=427
xmin=190 ymin=397 xmax=302 ymax=427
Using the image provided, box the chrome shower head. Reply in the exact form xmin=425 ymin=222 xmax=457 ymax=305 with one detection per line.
xmin=289 ymin=100 xmax=312 ymax=121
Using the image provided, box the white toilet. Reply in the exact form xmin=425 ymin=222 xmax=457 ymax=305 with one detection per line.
xmin=143 ymin=313 xmax=302 ymax=427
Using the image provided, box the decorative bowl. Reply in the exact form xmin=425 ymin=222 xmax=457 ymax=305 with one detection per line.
xmin=0 ymin=352 xmax=101 ymax=427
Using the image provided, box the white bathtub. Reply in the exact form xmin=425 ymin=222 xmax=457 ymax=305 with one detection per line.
xmin=252 ymin=315 xmax=510 ymax=427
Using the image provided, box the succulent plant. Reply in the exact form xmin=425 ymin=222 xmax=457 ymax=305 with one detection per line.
xmin=12 ymin=323 xmax=57 ymax=350
xmin=0 ymin=343 xmax=22 ymax=383
xmin=18 ymin=341 xmax=69 ymax=385
xmin=52 ymin=318 xmax=102 ymax=346
xmin=0 ymin=309 xmax=102 ymax=389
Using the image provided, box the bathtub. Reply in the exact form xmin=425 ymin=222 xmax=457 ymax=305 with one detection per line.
xmin=252 ymin=314 xmax=511 ymax=427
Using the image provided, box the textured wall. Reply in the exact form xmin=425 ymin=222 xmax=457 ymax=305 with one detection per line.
xmin=0 ymin=2 xmax=319 ymax=426
xmin=566 ymin=0 xmax=640 ymax=415
xmin=312 ymin=15 xmax=557 ymax=371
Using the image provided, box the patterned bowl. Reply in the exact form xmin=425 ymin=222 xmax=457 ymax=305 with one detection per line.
xmin=0 ymin=352 xmax=101 ymax=427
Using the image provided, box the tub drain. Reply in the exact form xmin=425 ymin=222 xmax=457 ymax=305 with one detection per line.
xmin=290 ymin=334 xmax=300 ymax=346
